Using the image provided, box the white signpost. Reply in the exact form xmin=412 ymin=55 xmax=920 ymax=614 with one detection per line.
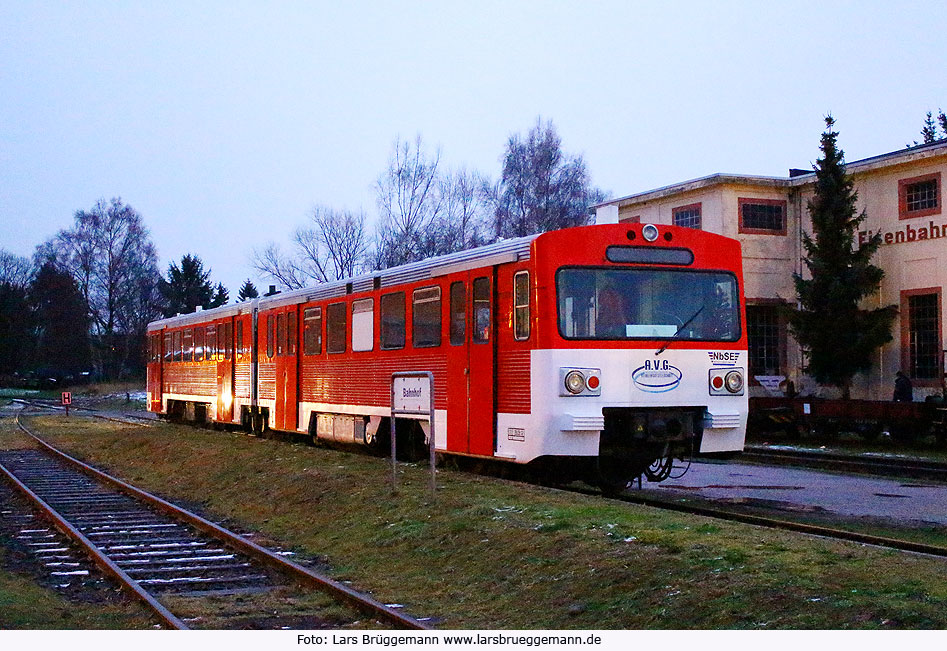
xmin=390 ymin=372 xmax=436 ymax=497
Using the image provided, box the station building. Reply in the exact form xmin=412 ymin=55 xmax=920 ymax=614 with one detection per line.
xmin=594 ymin=140 xmax=947 ymax=400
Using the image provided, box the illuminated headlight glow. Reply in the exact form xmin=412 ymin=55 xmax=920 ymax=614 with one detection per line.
xmin=564 ymin=370 xmax=586 ymax=394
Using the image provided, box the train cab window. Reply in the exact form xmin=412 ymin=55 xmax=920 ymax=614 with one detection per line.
xmin=164 ymin=334 xmax=172 ymax=363
xmin=194 ymin=327 xmax=204 ymax=362
xmin=351 ymin=299 xmax=374 ymax=352
xmin=266 ymin=315 xmax=274 ymax=358
xmin=287 ymin=312 xmax=297 ymax=356
xmin=276 ymin=313 xmax=286 ymax=356
xmin=183 ymin=329 xmax=193 ymax=362
xmin=206 ymin=326 xmax=217 ymax=361
xmin=473 ymin=278 xmax=490 ymax=343
xmin=412 ymin=287 xmax=442 ymax=348
xmin=173 ymin=331 xmax=182 ymax=362
xmin=380 ymin=293 xmax=405 ymax=350
xmin=303 ymin=307 xmax=322 ymax=355
xmin=237 ymin=320 xmax=244 ymax=357
xmin=449 ymin=282 xmax=466 ymax=346
xmin=326 ymin=302 xmax=347 ymax=353
xmin=513 ymin=271 xmax=530 ymax=341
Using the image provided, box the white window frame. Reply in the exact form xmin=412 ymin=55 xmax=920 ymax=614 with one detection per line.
xmin=351 ymin=298 xmax=374 ymax=352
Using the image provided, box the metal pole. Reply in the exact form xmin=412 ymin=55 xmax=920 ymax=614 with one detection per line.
xmin=390 ymin=381 xmax=397 ymax=494
xmin=428 ymin=373 xmax=436 ymax=500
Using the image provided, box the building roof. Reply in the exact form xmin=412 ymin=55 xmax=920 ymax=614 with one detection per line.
xmin=593 ymin=139 xmax=947 ymax=211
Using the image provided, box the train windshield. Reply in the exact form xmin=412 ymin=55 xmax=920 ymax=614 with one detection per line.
xmin=556 ymin=267 xmax=740 ymax=341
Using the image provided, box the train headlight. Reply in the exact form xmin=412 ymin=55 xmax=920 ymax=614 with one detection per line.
xmin=565 ymin=370 xmax=586 ymax=394
xmin=724 ymin=370 xmax=744 ymax=394
xmin=709 ymin=367 xmax=744 ymax=396
xmin=559 ymin=368 xmax=602 ymax=396
xmin=642 ymin=224 xmax=659 ymax=242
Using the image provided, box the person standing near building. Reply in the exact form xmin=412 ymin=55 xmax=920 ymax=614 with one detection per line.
xmin=893 ymin=371 xmax=913 ymax=402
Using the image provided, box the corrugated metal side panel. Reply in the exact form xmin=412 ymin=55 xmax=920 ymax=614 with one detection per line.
xmin=496 ymin=349 xmax=530 ymax=413
xmin=234 ymin=361 xmax=252 ymax=399
xmin=163 ymin=364 xmax=216 ymax=397
xmin=258 ymin=360 xmax=276 ymax=400
xmin=300 ymin=352 xmax=448 ymax=410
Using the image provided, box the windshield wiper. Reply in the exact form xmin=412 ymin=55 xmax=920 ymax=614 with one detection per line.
xmin=655 ymin=305 xmax=705 ymax=356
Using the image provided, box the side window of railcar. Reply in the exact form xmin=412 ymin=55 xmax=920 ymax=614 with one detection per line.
xmin=303 ymin=307 xmax=322 ymax=355
xmin=183 ymin=329 xmax=193 ymax=362
xmin=164 ymin=334 xmax=172 ymax=363
xmin=266 ymin=316 xmax=274 ymax=358
xmin=206 ymin=326 xmax=217 ymax=361
xmin=194 ymin=327 xmax=204 ymax=362
xmin=173 ymin=331 xmax=182 ymax=362
xmin=449 ymin=282 xmax=466 ymax=345
xmin=412 ymin=287 xmax=442 ymax=348
xmin=287 ymin=312 xmax=296 ymax=356
xmin=513 ymin=271 xmax=530 ymax=341
xmin=351 ymin=299 xmax=374 ymax=352
xmin=380 ymin=293 xmax=405 ymax=350
xmin=473 ymin=277 xmax=490 ymax=343
xmin=326 ymin=302 xmax=347 ymax=353
xmin=236 ymin=320 xmax=244 ymax=357
xmin=276 ymin=313 xmax=285 ymax=356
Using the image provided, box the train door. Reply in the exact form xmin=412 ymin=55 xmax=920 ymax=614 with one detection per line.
xmin=149 ymin=332 xmax=164 ymax=413
xmin=274 ymin=307 xmax=299 ymax=431
xmin=216 ymin=318 xmax=235 ymax=424
xmin=445 ymin=273 xmax=496 ymax=455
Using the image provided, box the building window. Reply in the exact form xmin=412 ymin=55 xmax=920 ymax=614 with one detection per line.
xmin=739 ymin=198 xmax=786 ymax=234
xmin=513 ymin=271 xmax=530 ymax=340
xmin=412 ymin=287 xmax=442 ymax=348
xmin=902 ymin=290 xmax=941 ymax=382
xmin=899 ymin=172 xmax=941 ymax=219
xmin=619 ymin=215 xmax=641 ymax=224
xmin=672 ymin=203 xmax=701 ymax=229
xmin=380 ymin=293 xmax=405 ymax=350
xmin=303 ymin=307 xmax=322 ymax=355
xmin=746 ymin=304 xmax=783 ymax=376
xmin=351 ymin=299 xmax=374 ymax=352
xmin=326 ymin=302 xmax=347 ymax=354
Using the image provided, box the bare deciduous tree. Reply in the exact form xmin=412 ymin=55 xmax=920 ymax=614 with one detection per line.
xmin=373 ymin=135 xmax=444 ymax=268
xmin=252 ymin=206 xmax=369 ymax=289
xmin=0 ymin=249 xmax=33 ymax=289
xmin=494 ymin=118 xmax=605 ymax=239
xmin=37 ymin=198 xmax=161 ymax=378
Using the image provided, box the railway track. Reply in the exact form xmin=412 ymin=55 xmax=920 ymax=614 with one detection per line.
xmin=589 ymin=486 xmax=947 ymax=559
xmin=740 ymin=445 xmax=947 ymax=483
xmin=0 ymin=413 xmax=430 ymax=630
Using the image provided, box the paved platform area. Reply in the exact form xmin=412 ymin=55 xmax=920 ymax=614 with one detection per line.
xmin=645 ymin=460 xmax=947 ymax=525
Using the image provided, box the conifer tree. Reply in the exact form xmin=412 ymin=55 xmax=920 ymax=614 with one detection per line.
xmin=789 ymin=116 xmax=897 ymax=398
xmin=237 ymin=279 xmax=259 ymax=301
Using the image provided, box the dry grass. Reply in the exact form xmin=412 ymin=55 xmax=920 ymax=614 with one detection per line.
xmin=9 ymin=414 xmax=947 ymax=629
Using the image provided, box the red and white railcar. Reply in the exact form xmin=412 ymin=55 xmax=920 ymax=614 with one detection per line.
xmin=146 ymin=223 xmax=748 ymax=486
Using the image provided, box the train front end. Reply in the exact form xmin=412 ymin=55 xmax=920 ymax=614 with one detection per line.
xmin=526 ymin=223 xmax=748 ymax=488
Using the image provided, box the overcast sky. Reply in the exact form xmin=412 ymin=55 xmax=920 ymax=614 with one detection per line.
xmin=2 ymin=1 xmax=946 ymax=293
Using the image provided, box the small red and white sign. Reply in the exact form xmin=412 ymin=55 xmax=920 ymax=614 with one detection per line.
xmin=61 ymin=392 xmax=72 ymax=406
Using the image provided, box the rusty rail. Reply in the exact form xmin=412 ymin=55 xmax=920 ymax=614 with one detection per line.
xmin=11 ymin=412 xmax=430 ymax=630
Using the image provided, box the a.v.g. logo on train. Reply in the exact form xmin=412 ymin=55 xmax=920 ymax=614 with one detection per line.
xmin=632 ymin=359 xmax=683 ymax=393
